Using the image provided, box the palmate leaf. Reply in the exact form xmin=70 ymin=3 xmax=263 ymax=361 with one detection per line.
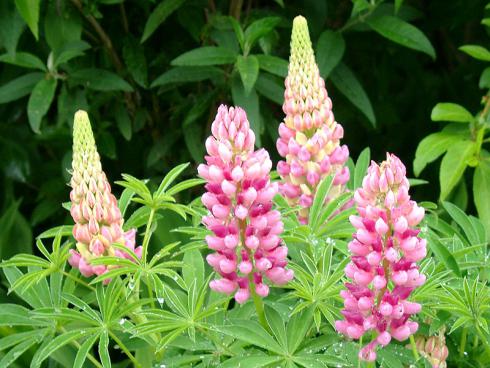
xmin=73 ymin=333 xmax=100 ymax=368
xmin=265 ymin=307 xmax=288 ymax=349
xmin=214 ymin=319 xmax=285 ymax=355
xmin=155 ymin=162 xmax=189 ymax=197
xmin=0 ymin=336 xmax=43 ymax=368
xmin=308 ymin=175 xmax=334 ymax=229
xmin=427 ymin=234 xmax=461 ymax=277
xmin=30 ymin=328 xmax=99 ymax=368
xmin=442 ymin=201 xmax=481 ymax=245
xmin=353 ymin=147 xmax=370 ymax=189
xmin=220 ymin=355 xmax=283 ymax=367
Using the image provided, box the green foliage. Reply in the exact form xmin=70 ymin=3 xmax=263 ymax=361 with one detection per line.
xmin=413 ymin=9 xmax=490 ymax=239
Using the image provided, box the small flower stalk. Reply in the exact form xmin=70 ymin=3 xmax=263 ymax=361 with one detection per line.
xmin=199 ymin=105 xmax=294 ymax=305
xmin=277 ymin=15 xmax=350 ymax=223
xmin=69 ymin=110 xmax=141 ymax=279
xmin=335 ymin=153 xmax=426 ymax=361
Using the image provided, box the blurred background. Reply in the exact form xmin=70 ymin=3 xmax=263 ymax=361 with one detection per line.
xmin=0 ymin=0 xmax=488 ymax=257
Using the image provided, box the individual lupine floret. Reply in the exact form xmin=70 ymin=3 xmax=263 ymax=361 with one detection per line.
xmin=198 ymin=105 xmax=294 ymax=304
xmin=335 ymin=153 xmax=426 ymax=361
xmin=68 ymin=110 xmax=142 ymax=279
xmin=276 ymin=15 xmax=350 ymax=223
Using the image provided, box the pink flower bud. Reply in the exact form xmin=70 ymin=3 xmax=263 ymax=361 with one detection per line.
xmin=255 ymin=283 xmax=269 ymax=297
xmin=379 ymin=303 xmax=393 ymax=316
xmin=245 ymin=236 xmax=259 ymax=250
xmin=358 ymin=296 xmax=373 ymax=311
xmin=377 ymin=332 xmax=391 ymax=346
xmin=234 ymin=205 xmax=248 ymax=220
xmin=224 ymin=234 xmax=239 ymax=249
xmin=219 ymin=259 xmax=237 ymax=274
xmin=210 ymin=278 xmax=237 ymax=294
xmin=375 ymin=218 xmax=389 ymax=235
xmin=239 ymin=261 xmax=253 ymax=274
xmin=391 ymin=325 xmax=411 ymax=341
xmin=235 ymin=288 xmax=250 ymax=304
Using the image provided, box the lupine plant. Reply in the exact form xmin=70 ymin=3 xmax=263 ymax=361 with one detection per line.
xmin=0 ymin=13 xmax=489 ymax=368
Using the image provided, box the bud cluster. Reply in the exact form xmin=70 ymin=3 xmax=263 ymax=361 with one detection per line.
xmin=68 ymin=111 xmax=141 ymax=279
xmin=335 ymin=153 xmax=426 ymax=361
xmin=199 ymin=105 xmax=294 ymax=303
xmin=276 ymin=16 xmax=350 ymax=223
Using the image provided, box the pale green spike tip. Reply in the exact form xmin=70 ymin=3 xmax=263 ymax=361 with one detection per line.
xmin=292 ymin=16 xmax=310 ymax=40
xmin=290 ymin=15 xmax=315 ymax=64
xmin=293 ymin=15 xmax=307 ymax=29
xmin=74 ymin=110 xmax=90 ymax=133
xmin=73 ymin=110 xmax=96 ymax=151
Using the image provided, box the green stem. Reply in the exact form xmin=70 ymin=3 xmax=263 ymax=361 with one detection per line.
xmin=473 ymin=335 xmax=479 ymax=349
xmin=459 ymin=327 xmax=468 ymax=358
xmin=141 ymin=208 xmax=156 ymax=265
xmin=358 ymin=337 xmax=362 ymax=368
xmin=62 ymin=271 xmax=96 ymax=291
xmin=109 ymin=330 xmax=142 ymax=368
xmin=146 ymin=274 xmax=156 ymax=309
xmin=409 ymin=334 xmax=420 ymax=361
xmin=249 ymin=278 xmax=269 ymax=332
xmin=237 ymin=214 xmax=270 ymax=333
xmin=475 ymin=326 xmax=490 ymax=356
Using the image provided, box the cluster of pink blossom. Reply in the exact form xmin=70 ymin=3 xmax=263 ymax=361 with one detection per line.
xmin=335 ymin=153 xmax=426 ymax=361
xmin=198 ymin=105 xmax=294 ymax=303
xmin=411 ymin=332 xmax=449 ymax=368
xmin=68 ymin=111 xmax=141 ymax=279
xmin=276 ymin=15 xmax=350 ymax=223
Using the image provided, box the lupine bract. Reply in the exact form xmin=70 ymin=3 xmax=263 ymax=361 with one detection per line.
xmin=198 ymin=105 xmax=294 ymax=304
xmin=276 ymin=15 xmax=350 ymax=223
xmin=335 ymin=153 xmax=426 ymax=361
xmin=68 ymin=110 xmax=142 ymax=279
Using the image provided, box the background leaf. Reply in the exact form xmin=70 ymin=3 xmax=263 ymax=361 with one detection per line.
xmin=236 ymin=55 xmax=259 ymax=93
xmin=14 ymin=0 xmax=40 ymax=40
xmin=171 ymin=46 xmax=236 ymax=66
xmin=330 ymin=63 xmax=376 ymax=126
xmin=141 ymin=0 xmax=186 ymax=42
xmin=316 ymin=30 xmax=345 ymax=78
xmin=473 ymin=160 xmax=490 ymax=241
xmin=70 ymin=69 xmax=133 ymax=92
xmin=439 ymin=140 xmax=476 ymax=200
xmin=431 ymin=103 xmax=474 ymax=123
xmin=27 ymin=77 xmax=57 ymax=133
xmin=367 ymin=15 xmax=436 ymax=58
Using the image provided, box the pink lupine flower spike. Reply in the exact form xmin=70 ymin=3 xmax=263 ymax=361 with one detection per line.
xmin=69 ymin=110 xmax=142 ymax=281
xmin=198 ymin=105 xmax=294 ymax=315
xmin=277 ymin=16 xmax=350 ymax=223
xmin=335 ymin=153 xmax=426 ymax=361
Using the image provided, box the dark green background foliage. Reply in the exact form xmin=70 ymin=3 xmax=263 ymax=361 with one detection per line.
xmin=0 ymin=0 xmax=488 ymax=254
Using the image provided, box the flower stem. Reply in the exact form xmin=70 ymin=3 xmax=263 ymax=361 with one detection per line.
xmin=109 ymin=330 xmax=142 ymax=368
xmin=141 ymin=208 xmax=156 ymax=265
xmin=62 ymin=271 xmax=96 ymax=291
xmin=146 ymin=274 xmax=156 ymax=309
xmin=237 ymin=216 xmax=270 ymax=334
xmin=459 ymin=327 xmax=468 ymax=358
xmin=473 ymin=335 xmax=479 ymax=349
xmin=409 ymin=334 xmax=420 ymax=361
xmin=249 ymin=277 xmax=269 ymax=332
